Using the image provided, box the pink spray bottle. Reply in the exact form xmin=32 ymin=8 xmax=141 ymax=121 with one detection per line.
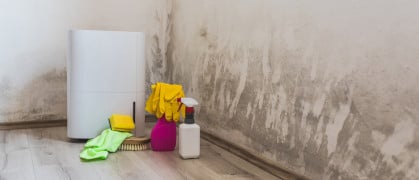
xmin=150 ymin=115 xmax=177 ymax=151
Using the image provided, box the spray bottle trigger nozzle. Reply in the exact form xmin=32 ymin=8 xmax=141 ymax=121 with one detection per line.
xmin=180 ymin=98 xmax=199 ymax=107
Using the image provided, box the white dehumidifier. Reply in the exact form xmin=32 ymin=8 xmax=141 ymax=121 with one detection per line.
xmin=67 ymin=30 xmax=145 ymax=139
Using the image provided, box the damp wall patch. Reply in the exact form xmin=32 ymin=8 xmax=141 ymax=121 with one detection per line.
xmin=164 ymin=0 xmax=419 ymax=179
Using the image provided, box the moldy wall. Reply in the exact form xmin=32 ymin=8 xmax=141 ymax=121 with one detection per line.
xmin=164 ymin=0 xmax=419 ymax=179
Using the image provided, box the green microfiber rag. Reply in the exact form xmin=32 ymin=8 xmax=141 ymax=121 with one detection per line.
xmin=80 ymin=129 xmax=132 ymax=161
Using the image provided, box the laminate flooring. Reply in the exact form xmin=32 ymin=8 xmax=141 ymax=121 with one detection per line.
xmin=0 ymin=125 xmax=279 ymax=180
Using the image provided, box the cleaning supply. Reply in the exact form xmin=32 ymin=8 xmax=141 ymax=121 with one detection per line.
xmin=179 ymin=98 xmax=200 ymax=159
xmin=108 ymin=114 xmax=135 ymax=132
xmin=150 ymin=116 xmax=177 ymax=151
xmin=145 ymin=82 xmax=186 ymax=122
xmin=118 ymin=136 xmax=150 ymax=151
xmin=80 ymin=129 xmax=132 ymax=161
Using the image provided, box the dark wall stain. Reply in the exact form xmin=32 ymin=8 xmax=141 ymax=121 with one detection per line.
xmin=156 ymin=0 xmax=419 ymax=179
xmin=165 ymin=17 xmax=418 ymax=180
xmin=0 ymin=69 xmax=66 ymax=122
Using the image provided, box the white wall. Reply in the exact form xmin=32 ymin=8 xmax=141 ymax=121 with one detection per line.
xmin=0 ymin=0 xmax=153 ymax=122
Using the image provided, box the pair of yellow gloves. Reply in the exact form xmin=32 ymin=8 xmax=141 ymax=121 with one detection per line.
xmin=145 ymin=82 xmax=185 ymax=122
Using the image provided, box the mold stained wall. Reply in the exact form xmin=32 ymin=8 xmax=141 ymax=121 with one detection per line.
xmin=0 ymin=0 xmax=155 ymax=123
xmin=165 ymin=0 xmax=419 ymax=179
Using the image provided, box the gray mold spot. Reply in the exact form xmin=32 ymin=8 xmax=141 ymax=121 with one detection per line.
xmin=0 ymin=69 xmax=67 ymax=122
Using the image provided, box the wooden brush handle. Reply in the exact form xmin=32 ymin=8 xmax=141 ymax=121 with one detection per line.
xmin=122 ymin=137 xmax=151 ymax=144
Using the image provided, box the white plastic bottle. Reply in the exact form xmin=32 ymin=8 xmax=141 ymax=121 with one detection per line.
xmin=179 ymin=98 xmax=200 ymax=159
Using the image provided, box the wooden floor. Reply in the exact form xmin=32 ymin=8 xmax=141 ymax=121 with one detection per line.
xmin=0 ymin=125 xmax=279 ymax=180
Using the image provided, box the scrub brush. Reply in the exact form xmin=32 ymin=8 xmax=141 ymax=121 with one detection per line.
xmin=118 ymin=137 xmax=151 ymax=151
xmin=118 ymin=102 xmax=150 ymax=151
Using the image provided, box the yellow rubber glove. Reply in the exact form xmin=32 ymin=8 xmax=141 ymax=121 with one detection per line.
xmin=145 ymin=82 xmax=186 ymax=122
xmin=173 ymin=102 xmax=185 ymax=122
xmin=165 ymin=84 xmax=184 ymax=122
xmin=145 ymin=84 xmax=157 ymax=114
xmin=146 ymin=83 xmax=164 ymax=119
xmin=172 ymin=101 xmax=180 ymax=122
xmin=165 ymin=96 xmax=173 ymax=121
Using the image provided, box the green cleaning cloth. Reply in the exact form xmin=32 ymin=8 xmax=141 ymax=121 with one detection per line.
xmin=80 ymin=129 xmax=132 ymax=161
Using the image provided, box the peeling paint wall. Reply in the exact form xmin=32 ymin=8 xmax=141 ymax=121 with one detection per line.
xmin=0 ymin=0 xmax=153 ymax=122
xmin=166 ymin=0 xmax=419 ymax=179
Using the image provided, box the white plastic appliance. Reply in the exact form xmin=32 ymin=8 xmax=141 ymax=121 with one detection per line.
xmin=67 ymin=30 xmax=145 ymax=139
